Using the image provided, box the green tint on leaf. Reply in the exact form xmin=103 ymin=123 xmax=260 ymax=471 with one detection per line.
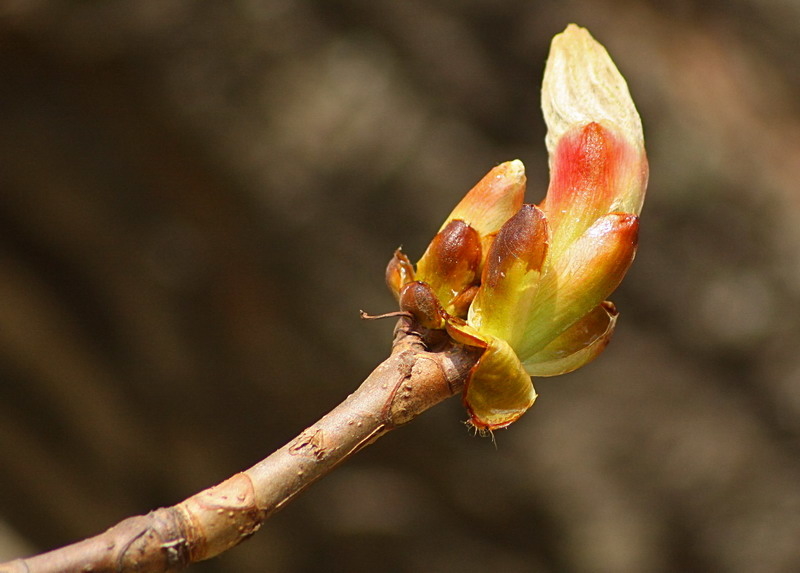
xmin=445 ymin=319 xmax=536 ymax=430
xmin=468 ymin=205 xmax=550 ymax=348
xmin=523 ymin=301 xmax=617 ymax=376
xmin=382 ymin=25 xmax=648 ymax=431
xmin=520 ymin=213 xmax=638 ymax=357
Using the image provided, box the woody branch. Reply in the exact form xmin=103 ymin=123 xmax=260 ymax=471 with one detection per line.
xmin=0 ymin=321 xmax=480 ymax=573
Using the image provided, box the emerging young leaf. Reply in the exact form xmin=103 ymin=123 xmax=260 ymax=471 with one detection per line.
xmin=468 ymin=205 xmax=550 ymax=348
xmin=383 ymin=24 xmax=648 ymax=430
xmin=444 ymin=160 xmax=527 ymax=249
xmin=542 ymin=121 xmax=646 ymax=251
xmin=523 ymin=301 xmax=617 ymax=376
xmin=542 ymin=24 xmax=645 ymax=177
xmin=445 ymin=319 xmax=536 ymax=430
xmin=520 ymin=212 xmax=638 ymax=357
xmin=386 ymin=249 xmax=415 ymax=300
xmin=416 ymin=219 xmax=482 ymax=317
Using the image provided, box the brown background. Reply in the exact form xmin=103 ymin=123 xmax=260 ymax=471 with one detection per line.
xmin=1 ymin=1 xmax=799 ymax=572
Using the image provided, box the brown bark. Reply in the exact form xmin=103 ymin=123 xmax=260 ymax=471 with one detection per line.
xmin=0 ymin=320 xmax=480 ymax=573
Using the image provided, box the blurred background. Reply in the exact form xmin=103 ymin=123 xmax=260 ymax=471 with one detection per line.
xmin=1 ymin=1 xmax=799 ymax=572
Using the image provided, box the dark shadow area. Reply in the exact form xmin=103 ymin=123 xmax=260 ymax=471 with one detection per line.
xmin=1 ymin=1 xmax=799 ymax=571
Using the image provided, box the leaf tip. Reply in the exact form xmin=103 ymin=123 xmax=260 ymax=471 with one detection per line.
xmin=542 ymin=24 xmax=643 ymax=158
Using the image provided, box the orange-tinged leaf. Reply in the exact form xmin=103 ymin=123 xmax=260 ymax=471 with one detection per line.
xmin=542 ymin=25 xmax=645 ymax=170
xmin=462 ymin=334 xmax=536 ymax=430
xmin=543 ymin=122 xmax=644 ymax=248
xmin=541 ymin=25 xmax=648 ymax=250
xmin=445 ymin=160 xmax=526 ymax=253
xmin=520 ymin=213 xmax=638 ymax=357
xmin=415 ymin=219 xmax=482 ymax=317
xmin=523 ymin=301 xmax=617 ymax=376
xmin=385 ymin=249 xmax=415 ymax=300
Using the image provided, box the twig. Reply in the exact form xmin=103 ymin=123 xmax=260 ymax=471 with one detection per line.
xmin=0 ymin=319 xmax=480 ymax=573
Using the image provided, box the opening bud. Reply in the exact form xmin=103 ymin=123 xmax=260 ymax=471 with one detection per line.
xmin=385 ymin=249 xmax=415 ymax=301
xmin=469 ymin=205 xmax=550 ymax=348
xmin=415 ymin=219 xmax=482 ymax=318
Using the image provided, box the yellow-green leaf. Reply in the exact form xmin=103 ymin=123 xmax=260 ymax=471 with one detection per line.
xmin=519 ymin=213 xmax=637 ymax=357
xmin=523 ymin=301 xmax=617 ymax=376
xmin=468 ymin=205 xmax=550 ymax=348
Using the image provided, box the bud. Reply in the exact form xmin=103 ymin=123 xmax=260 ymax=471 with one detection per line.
xmin=445 ymin=160 xmax=527 ymax=246
xmin=415 ymin=219 xmax=482 ymax=317
xmin=444 ymin=318 xmax=537 ymax=430
xmin=398 ymin=281 xmax=447 ymax=330
xmin=518 ymin=212 xmax=638 ymax=358
xmin=541 ymin=24 xmax=648 ymax=252
xmin=459 ymin=25 xmax=647 ymax=429
xmin=468 ymin=205 xmax=550 ymax=349
xmin=385 ymin=249 xmax=415 ymax=300
xmin=386 ymin=160 xmax=527 ymax=320
xmin=383 ymin=24 xmax=648 ymax=431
